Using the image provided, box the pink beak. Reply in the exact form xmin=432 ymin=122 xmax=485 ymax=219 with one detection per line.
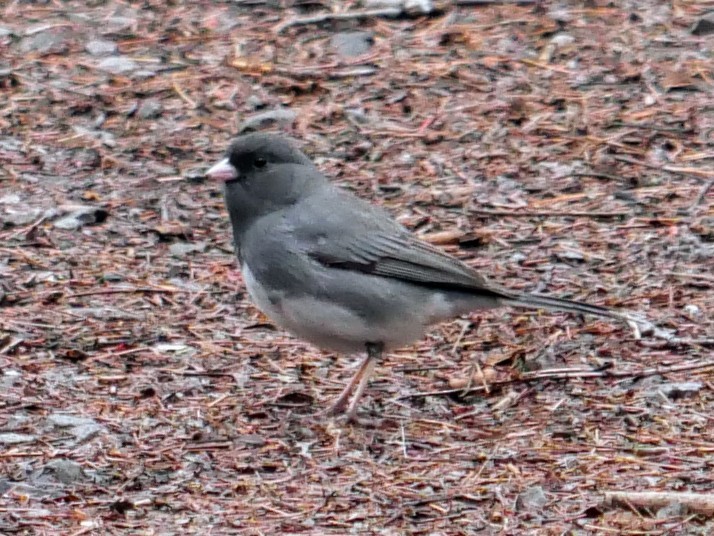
xmin=206 ymin=158 xmax=238 ymax=182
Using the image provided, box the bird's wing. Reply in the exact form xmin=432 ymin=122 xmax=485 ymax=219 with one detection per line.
xmin=293 ymin=191 xmax=511 ymax=297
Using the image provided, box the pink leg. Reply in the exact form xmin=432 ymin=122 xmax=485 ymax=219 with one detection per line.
xmin=325 ymin=343 xmax=382 ymax=419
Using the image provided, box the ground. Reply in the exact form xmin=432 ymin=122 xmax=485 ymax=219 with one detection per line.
xmin=1 ymin=0 xmax=713 ymax=534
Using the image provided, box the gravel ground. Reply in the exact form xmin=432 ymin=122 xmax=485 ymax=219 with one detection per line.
xmin=1 ymin=1 xmax=713 ymax=534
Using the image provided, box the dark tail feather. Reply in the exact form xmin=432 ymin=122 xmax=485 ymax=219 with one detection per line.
xmin=500 ymin=293 xmax=628 ymax=322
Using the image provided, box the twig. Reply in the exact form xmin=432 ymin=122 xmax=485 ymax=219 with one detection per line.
xmin=602 ymin=491 xmax=714 ymax=516
xmin=455 ymin=0 xmax=537 ymax=4
xmin=470 ymin=209 xmax=629 ymax=218
xmin=400 ymin=359 xmax=714 ymax=400
xmin=553 ymin=172 xmax=628 ymax=183
xmin=609 ymin=122 xmax=692 ymax=134
xmin=274 ymin=8 xmax=401 ymax=34
xmin=172 ymin=74 xmax=197 ymax=109
xmin=274 ymin=65 xmax=378 ymax=80
xmin=639 ymin=338 xmax=714 ymax=349
xmin=67 ymin=287 xmax=228 ymax=298
xmin=0 ymin=216 xmax=47 ymax=241
xmin=689 ymin=178 xmax=714 ymax=214
xmin=664 ymin=272 xmax=714 ymax=283
xmin=615 ymin=155 xmax=714 ymax=178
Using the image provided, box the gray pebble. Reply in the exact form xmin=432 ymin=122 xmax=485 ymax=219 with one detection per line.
xmin=0 ymin=433 xmax=36 ymax=445
xmin=238 ymin=108 xmax=297 ymax=133
xmin=41 ymin=459 xmax=85 ymax=485
xmin=169 ymin=242 xmax=207 ymax=258
xmin=85 ymin=39 xmax=117 ymax=56
xmin=47 ymin=414 xmax=97 ymax=428
xmin=330 ymin=32 xmax=374 ymax=58
xmin=137 ymin=98 xmax=163 ymax=119
xmin=516 ymin=486 xmax=548 ymax=511
xmin=97 ymin=56 xmax=138 ymax=74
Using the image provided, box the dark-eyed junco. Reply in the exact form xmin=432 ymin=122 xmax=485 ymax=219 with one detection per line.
xmin=207 ymin=134 xmax=634 ymax=420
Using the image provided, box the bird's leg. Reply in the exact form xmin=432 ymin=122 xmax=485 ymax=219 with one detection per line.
xmin=344 ymin=343 xmax=382 ymax=421
xmin=325 ymin=342 xmax=382 ymax=419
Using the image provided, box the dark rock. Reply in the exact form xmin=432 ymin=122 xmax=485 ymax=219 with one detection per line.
xmin=246 ymin=95 xmax=265 ymax=110
xmin=53 ymin=206 xmax=109 ymax=230
xmin=659 ymin=382 xmax=703 ymax=400
xmin=691 ymin=12 xmax=714 ymax=36
xmin=184 ymin=166 xmax=207 ymax=183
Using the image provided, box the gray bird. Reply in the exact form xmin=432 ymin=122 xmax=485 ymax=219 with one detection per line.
xmin=206 ymin=133 xmax=632 ymax=420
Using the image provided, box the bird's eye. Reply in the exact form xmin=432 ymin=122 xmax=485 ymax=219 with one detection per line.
xmin=254 ymin=157 xmax=267 ymax=168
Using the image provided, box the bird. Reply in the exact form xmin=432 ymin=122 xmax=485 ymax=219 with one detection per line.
xmin=206 ymin=133 xmax=634 ymax=420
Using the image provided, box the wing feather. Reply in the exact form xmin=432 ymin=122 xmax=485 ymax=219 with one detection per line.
xmin=295 ymin=192 xmax=509 ymax=296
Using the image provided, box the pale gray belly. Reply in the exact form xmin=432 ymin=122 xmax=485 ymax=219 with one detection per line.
xmin=241 ymin=262 xmax=501 ymax=354
xmin=241 ymin=263 xmax=434 ymax=352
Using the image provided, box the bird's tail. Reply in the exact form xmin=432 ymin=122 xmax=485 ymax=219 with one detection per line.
xmin=499 ymin=292 xmax=629 ymax=322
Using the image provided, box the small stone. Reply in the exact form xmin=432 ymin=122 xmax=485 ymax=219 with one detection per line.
xmin=683 ymin=304 xmax=701 ymax=317
xmin=133 ymin=69 xmax=157 ymax=79
xmin=97 ymin=56 xmax=138 ymax=74
xmin=555 ymin=248 xmax=585 ymax=262
xmin=19 ymin=30 xmax=69 ymax=55
xmin=0 ymin=27 xmax=13 ymax=38
xmin=169 ymin=242 xmax=207 ymax=258
xmin=398 ymin=153 xmax=415 ymax=165
xmin=0 ymin=137 xmax=23 ymax=151
xmin=137 ymin=99 xmax=163 ymax=119
xmin=85 ymin=39 xmax=117 ymax=56
xmin=548 ymin=7 xmax=574 ymax=23
xmin=19 ymin=509 xmax=53 ymax=518
xmin=515 ymin=486 xmax=548 ymax=511
xmin=510 ymin=252 xmax=527 ymax=264
xmin=245 ymin=95 xmax=265 ymax=110
xmin=0 ymin=433 xmax=36 ymax=445
xmin=2 ymin=207 xmax=42 ymax=226
xmin=656 ymin=501 xmax=688 ymax=518
xmin=69 ymin=126 xmax=116 ymax=148
xmin=0 ymin=193 xmax=20 ymax=204
xmin=330 ymin=31 xmax=374 ymax=58
xmin=147 ymin=162 xmax=177 ymax=176
xmin=48 ymin=414 xmax=97 ymax=427
xmin=53 ymin=207 xmax=108 ymax=230
xmin=345 ymin=108 xmax=370 ymax=125
xmin=42 ymin=459 xmax=85 ymax=485
xmin=550 ymin=33 xmax=575 ymax=47
xmin=154 ymin=343 xmax=191 ymax=353
xmin=107 ymin=15 xmax=138 ymax=33
xmin=236 ymin=434 xmax=267 ymax=447
xmin=691 ymin=12 xmax=714 ymax=36
xmin=183 ymin=167 xmax=206 ymax=184
xmin=238 ymin=108 xmax=297 ymax=133
xmin=659 ymin=382 xmax=703 ymax=400
xmin=69 ymin=424 xmax=104 ymax=442
xmin=364 ymin=0 xmax=434 ymax=15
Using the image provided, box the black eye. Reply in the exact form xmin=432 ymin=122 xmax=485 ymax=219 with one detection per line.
xmin=254 ymin=157 xmax=267 ymax=168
